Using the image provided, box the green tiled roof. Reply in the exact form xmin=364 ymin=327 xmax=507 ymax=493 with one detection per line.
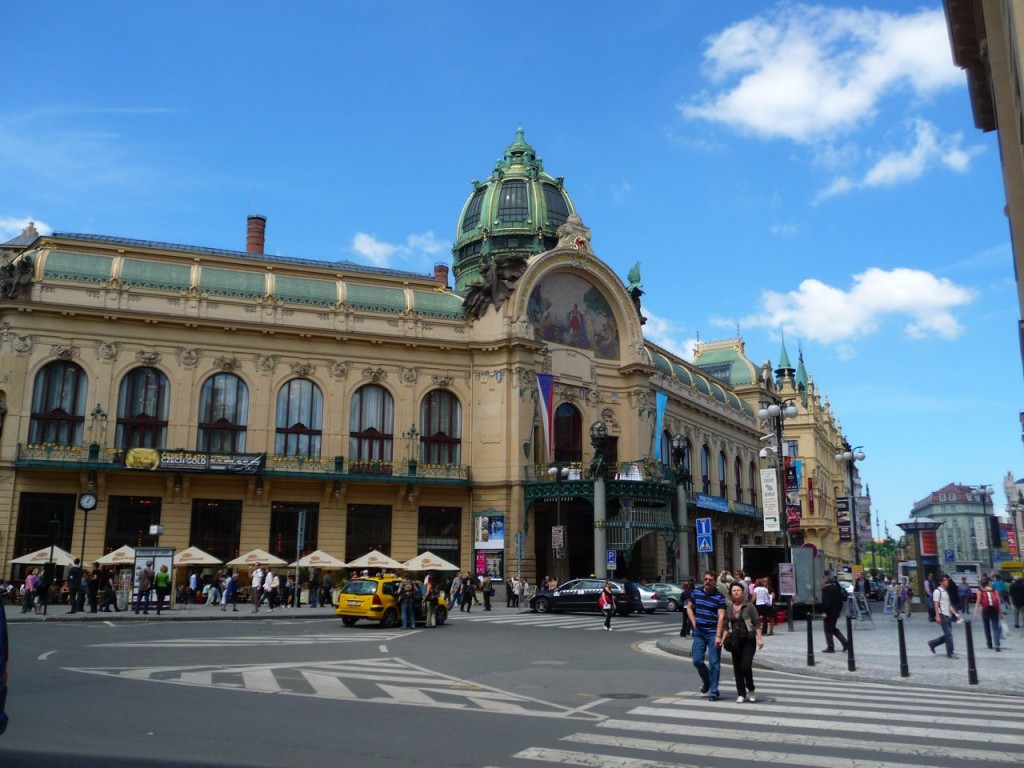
xmin=276 ymin=275 xmax=338 ymax=307
xmin=346 ymin=283 xmax=406 ymax=314
xmin=42 ymin=250 xmax=113 ymax=284
xmin=411 ymin=290 xmax=464 ymax=319
xmin=121 ymin=259 xmax=192 ymax=291
xmin=201 ymin=267 xmax=265 ymax=299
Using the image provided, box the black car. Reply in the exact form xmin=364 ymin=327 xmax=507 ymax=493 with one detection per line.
xmin=529 ymin=578 xmax=635 ymax=616
xmin=0 ymin=604 xmax=8 ymax=735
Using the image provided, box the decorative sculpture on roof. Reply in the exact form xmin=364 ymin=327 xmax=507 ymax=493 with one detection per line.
xmin=556 ymin=213 xmax=591 ymax=252
xmin=462 ymin=253 xmax=529 ymax=320
xmin=0 ymin=256 xmax=33 ymax=300
xmin=626 ymin=261 xmax=646 ymax=326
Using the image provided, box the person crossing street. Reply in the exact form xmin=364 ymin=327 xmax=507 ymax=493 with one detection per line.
xmin=686 ymin=570 xmax=727 ymax=701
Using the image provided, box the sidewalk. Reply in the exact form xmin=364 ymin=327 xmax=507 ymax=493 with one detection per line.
xmin=656 ymin=611 xmax=1024 ymax=697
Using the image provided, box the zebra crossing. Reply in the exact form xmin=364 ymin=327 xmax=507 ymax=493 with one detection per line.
xmin=90 ymin=631 xmax=394 ymax=648
xmin=483 ymin=671 xmax=1022 ymax=768
xmin=456 ymin=611 xmax=679 ymax=635
xmin=69 ymin=656 xmax=604 ymax=720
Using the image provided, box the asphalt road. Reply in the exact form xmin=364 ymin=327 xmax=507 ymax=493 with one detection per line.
xmin=1 ymin=608 xmax=1019 ymax=768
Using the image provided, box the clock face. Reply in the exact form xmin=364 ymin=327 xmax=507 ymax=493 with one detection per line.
xmin=79 ymin=493 xmax=97 ymax=511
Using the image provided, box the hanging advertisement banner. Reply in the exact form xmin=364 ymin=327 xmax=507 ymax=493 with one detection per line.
xmin=836 ymin=496 xmax=852 ymax=542
xmin=473 ymin=512 xmax=504 ymax=551
xmin=919 ymin=530 xmax=938 ymax=557
xmin=760 ymin=469 xmax=780 ymax=532
xmin=784 ymin=458 xmax=802 ymax=531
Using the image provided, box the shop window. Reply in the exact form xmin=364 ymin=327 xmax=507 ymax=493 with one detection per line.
xmin=269 ymin=502 xmax=319 ymax=561
xmin=13 ymin=492 xmax=75 ymax=559
xmin=417 ymin=506 xmax=461 ymax=568
xmin=189 ymin=499 xmax=242 ymax=563
xmin=346 ymin=504 xmax=392 ymax=564
xmin=105 ymin=495 xmax=162 ymax=550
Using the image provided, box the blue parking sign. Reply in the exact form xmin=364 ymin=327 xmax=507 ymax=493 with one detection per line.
xmin=607 ymin=549 xmax=617 ymax=569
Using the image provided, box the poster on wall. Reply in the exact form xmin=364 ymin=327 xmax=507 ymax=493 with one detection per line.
xmin=474 ymin=550 xmax=504 ymax=579
xmin=133 ymin=546 xmax=174 ymax=610
xmin=474 ymin=512 xmax=504 ymax=550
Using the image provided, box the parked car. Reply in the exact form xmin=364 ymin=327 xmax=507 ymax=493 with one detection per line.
xmin=0 ymin=603 xmax=8 ymax=735
xmin=864 ymin=580 xmax=886 ymax=601
xmin=335 ymin=577 xmax=447 ymax=628
xmin=649 ymin=582 xmax=684 ymax=611
xmin=636 ymin=584 xmax=667 ymax=613
xmin=529 ymin=578 xmax=634 ymax=616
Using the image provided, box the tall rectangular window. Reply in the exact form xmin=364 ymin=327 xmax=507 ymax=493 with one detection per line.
xmin=14 ymin=493 xmax=75 ymax=559
xmin=105 ymin=496 xmax=162 ymax=551
xmin=269 ymin=502 xmax=319 ymax=561
xmin=346 ymin=504 xmax=392 ymax=564
xmin=417 ymin=506 xmax=461 ymax=569
xmin=189 ymin=499 xmax=242 ymax=563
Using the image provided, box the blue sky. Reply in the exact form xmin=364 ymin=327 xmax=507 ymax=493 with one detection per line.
xmin=2 ymin=2 xmax=1020 ymax=535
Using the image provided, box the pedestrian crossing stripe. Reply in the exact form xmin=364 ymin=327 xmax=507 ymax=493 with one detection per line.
xmin=481 ymin=674 xmax=1022 ymax=768
xmin=90 ymin=633 xmax=392 ymax=648
xmin=460 ymin=614 xmax=677 ymax=634
xmin=69 ymin=657 xmax=604 ymax=720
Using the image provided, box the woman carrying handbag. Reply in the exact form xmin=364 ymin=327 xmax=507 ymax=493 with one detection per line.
xmin=599 ymin=581 xmax=615 ymax=631
xmin=722 ymin=581 xmax=764 ymax=703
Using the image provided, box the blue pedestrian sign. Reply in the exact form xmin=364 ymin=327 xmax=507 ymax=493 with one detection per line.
xmin=697 ymin=534 xmax=713 ymax=554
xmin=696 ymin=517 xmax=712 ymax=536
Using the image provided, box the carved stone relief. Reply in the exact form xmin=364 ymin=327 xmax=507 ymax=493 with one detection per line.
xmin=213 ymin=356 xmax=240 ymax=372
xmin=177 ymin=348 xmax=201 ymax=368
xmin=254 ymin=355 xmax=279 ymax=373
xmin=52 ymin=344 xmax=78 ymax=360
xmin=328 ymin=361 xmax=350 ymax=379
xmin=400 ymin=366 xmax=420 ymax=384
xmin=95 ymin=341 xmax=119 ymax=362
xmin=136 ymin=350 xmax=162 ymax=366
xmin=363 ymin=367 xmax=387 ymax=383
xmin=291 ymin=362 xmax=315 ymax=377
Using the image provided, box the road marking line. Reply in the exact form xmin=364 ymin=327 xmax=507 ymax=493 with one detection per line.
xmin=38 ymin=651 xmax=57 ymax=661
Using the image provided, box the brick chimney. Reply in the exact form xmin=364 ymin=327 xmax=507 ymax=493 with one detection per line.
xmin=433 ymin=262 xmax=449 ymax=287
xmin=246 ymin=215 xmax=266 ymax=254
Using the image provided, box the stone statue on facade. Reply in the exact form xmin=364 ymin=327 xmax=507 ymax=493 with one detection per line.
xmin=462 ymin=253 xmax=528 ymax=319
xmin=0 ymin=256 xmax=33 ymax=299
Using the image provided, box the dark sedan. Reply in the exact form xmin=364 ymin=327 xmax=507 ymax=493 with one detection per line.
xmin=529 ymin=578 xmax=635 ymax=616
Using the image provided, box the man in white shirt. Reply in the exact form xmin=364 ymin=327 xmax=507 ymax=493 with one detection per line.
xmin=926 ymin=575 xmax=960 ymax=659
xmin=250 ymin=564 xmax=264 ymax=613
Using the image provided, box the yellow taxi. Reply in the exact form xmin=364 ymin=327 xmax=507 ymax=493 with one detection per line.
xmin=335 ymin=576 xmax=448 ymax=628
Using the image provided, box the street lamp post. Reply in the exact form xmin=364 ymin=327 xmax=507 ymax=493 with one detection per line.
xmin=757 ymin=399 xmax=798 ymax=544
xmin=757 ymin=398 xmax=797 ymax=633
xmin=971 ymin=485 xmax=995 ymax=575
xmin=671 ymin=433 xmax=692 ymax=582
xmin=547 ymin=463 xmax=570 ymax=583
xmin=835 ymin=444 xmax=867 ymax=566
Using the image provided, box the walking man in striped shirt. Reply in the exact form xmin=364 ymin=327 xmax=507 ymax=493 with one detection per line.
xmin=686 ymin=570 xmax=728 ymax=701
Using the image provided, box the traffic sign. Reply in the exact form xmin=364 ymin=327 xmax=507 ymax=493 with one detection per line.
xmin=944 ymin=549 xmax=955 ymax=563
xmin=697 ymin=534 xmax=713 ymax=553
xmin=514 ymin=530 xmax=525 ymax=559
xmin=696 ymin=517 xmax=712 ymax=536
xmin=606 ymin=549 xmax=616 ymax=570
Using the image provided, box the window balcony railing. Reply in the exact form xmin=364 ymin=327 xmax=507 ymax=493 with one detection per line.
xmin=15 ymin=443 xmax=470 ymax=483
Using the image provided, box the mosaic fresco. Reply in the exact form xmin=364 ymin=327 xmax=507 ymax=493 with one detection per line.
xmin=526 ymin=273 xmax=619 ymax=359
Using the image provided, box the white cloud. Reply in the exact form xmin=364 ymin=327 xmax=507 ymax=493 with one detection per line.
xmin=681 ymin=5 xmax=961 ymax=142
xmin=744 ymin=267 xmax=977 ymax=344
xmin=770 ymin=223 xmax=798 ymax=237
xmin=349 ymin=230 xmax=450 ymax=268
xmin=0 ymin=216 xmax=51 ymax=240
xmin=643 ymin=308 xmax=696 ymax=361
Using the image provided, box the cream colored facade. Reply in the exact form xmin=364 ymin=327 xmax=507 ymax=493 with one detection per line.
xmin=0 ymin=134 xmax=859 ymax=585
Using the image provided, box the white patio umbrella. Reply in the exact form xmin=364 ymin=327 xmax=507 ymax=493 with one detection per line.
xmin=401 ymin=551 xmax=459 ymax=572
xmin=344 ymin=549 xmax=404 ymax=571
xmin=173 ymin=546 xmax=223 ymax=567
xmin=11 ymin=545 xmax=77 ymax=567
xmin=95 ymin=545 xmax=136 ymax=566
xmin=288 ymin=550 xmax=346 ymax=569
xmin=224 ymin=548 xmax=287 ymax=568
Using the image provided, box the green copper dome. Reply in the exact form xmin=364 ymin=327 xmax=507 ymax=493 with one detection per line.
xmin=452 ymin=128 xmax=576 ymax=291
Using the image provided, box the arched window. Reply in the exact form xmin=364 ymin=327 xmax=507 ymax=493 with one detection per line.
xmin=349 ymin=384 xmax=394 ymax=461
xmin=734 ymin=456 xmax=743 ymax=501
xmin=553 ymin=403 xmax=582 ymax=463
xmin=197 ymin=373 xmax=249 ymax=452
xmin=420 ymin=390 xmax=461 ymax=464
xmin=29 ymin=361 xmax=88 ymax=444
xmin=700 ymin=444 xmax=711 ymax=494
xmin=275 ymin=379 xmax=323 ymax=458
xmin=718 ymin=451 xmax=728 ymax=497
xmin=115 ymin=366 xmax=169 ymax=449
xmin=749 ymin=461 xmax=758 ymax=507
xmin=497 ymin=179 xmax=528 ymax=223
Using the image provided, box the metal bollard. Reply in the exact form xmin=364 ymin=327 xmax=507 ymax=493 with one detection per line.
xmin=963 ymin=618 xmax=979 ymax=685
xmin=846 ymin=615 xmax=856 ymax=672
xmin=806 ymin=612 xmax=815 ymax=667
xmin=897 ymin=614 xmax=909 ymax=677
